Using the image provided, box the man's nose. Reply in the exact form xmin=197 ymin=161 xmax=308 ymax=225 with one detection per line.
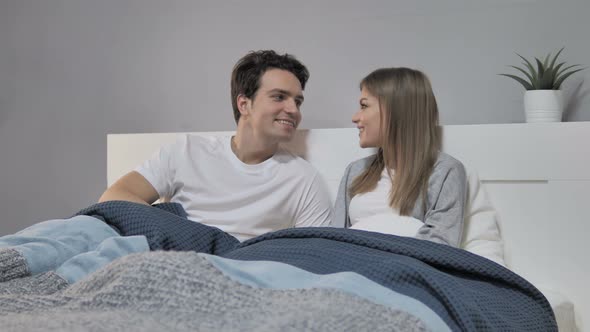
xmin=285 ymin=99 xmax=299 ymax=113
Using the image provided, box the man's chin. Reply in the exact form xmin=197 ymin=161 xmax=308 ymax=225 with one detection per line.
xmin=274 ymin=127 xmax=297 ymax=140
xmin=277 ymin=132 xmax=295 ymax=142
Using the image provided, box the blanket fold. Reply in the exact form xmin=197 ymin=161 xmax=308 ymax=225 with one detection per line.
xmin=76 ymin=201 xmax=239 ymax=254
xmin=0 ymin=249 xmax=29 ymax=282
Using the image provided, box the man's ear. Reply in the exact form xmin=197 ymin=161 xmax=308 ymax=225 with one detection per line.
xmin=237 ymin=95 xmax=251 ymax=117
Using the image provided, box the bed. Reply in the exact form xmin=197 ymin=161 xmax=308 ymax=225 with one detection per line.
xmin=106 ymin=123 xmax=586 ymax=331
xmin=1 ymin=122 xmax=585 ymax=331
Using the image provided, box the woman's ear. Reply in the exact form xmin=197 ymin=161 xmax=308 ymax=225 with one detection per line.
xmin=237 ymin=94 xmax=251 ymax=118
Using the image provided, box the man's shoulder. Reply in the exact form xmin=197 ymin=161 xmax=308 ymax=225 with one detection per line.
xmin=184 ymin=134 xmax=228 ymax=147
xmin=178 ymin=134 xmax=229 ymax=154
xmin=156 ymin=134 xmax=230 ymax=168
xmin=274 ymin=149 xmax=319 ymax=177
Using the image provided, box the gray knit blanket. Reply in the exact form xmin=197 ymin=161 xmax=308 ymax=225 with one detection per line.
xmin=0 ymin=251 xmax=427 ymax=332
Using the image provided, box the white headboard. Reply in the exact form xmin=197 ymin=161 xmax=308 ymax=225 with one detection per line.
xmin=108 ymin=122 xmax=590 ymax=330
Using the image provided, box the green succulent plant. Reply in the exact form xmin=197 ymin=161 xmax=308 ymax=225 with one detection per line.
xmin=499 ymin=47 xmax=585 ymax=90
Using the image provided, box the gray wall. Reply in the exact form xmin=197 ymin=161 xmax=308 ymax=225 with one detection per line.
xmin=1 ymin=0 xmax=589 ymax=235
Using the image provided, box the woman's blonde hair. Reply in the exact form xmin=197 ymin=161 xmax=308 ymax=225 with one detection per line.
xmin=349 ymin=68 xmax=441 ymax=215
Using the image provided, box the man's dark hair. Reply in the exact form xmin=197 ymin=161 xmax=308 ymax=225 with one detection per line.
xmin=230 ymin=50 xmax=309 ymax=124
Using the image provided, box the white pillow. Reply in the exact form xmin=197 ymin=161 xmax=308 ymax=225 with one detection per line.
xmin=460 ymin=169 xmax=506 ymax=267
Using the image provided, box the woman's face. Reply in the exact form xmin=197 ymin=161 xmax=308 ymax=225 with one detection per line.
xmin=352 ymin=87 xmax=382 ymax=148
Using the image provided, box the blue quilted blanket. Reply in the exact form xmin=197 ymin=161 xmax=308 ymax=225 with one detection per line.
xmin=229 ymin=229 xmax=557 ymax=331
xmin=76 ymin=201 xmax=557 ymax=331
xmin=76 ymin=201 xmax=239 ymax=254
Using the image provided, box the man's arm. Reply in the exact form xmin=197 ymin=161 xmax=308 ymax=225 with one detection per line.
xmin=294 ymin=172 xmax=333 ymax=228
xmin=98 ymin=171 xmax=160 ymax=206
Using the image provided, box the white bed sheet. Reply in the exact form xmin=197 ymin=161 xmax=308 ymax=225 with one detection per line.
xmin=541 ymin=288 xmax=577 ymax=332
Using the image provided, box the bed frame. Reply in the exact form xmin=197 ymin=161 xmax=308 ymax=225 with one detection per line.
xmin=108 ymin=122 xmax=589 ymax=331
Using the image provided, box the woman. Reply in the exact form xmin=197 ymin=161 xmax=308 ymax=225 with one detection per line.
xmin=334 ymin=68 xmax=467 ymax=247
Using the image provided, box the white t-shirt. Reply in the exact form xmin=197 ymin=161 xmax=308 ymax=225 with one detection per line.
xmin=349 ymin=169 xmax=423 ymax=237
xmin=135 ymin=134 xmax=333 ymax=241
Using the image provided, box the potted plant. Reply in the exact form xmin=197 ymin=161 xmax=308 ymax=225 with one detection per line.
xmin=500 ymin=47 xmax=585 ymax=123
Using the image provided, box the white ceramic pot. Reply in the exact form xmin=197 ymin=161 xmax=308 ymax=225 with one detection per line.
xmin=524 ymin=90 xmax=563 ymax=123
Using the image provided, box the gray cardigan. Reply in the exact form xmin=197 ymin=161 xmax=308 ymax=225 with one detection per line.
xmin=333 ymin=152 xmax=467 ymax=247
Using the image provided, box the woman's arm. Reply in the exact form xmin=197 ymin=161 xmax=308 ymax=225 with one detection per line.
xmin=415 ymin=162 xmax=468 ymax=247
xmin=333 ymin=163 xmax=353 ymax=228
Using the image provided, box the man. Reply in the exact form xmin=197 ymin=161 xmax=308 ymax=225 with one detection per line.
xmin=0 ymin=50 xmax=332 ymax=287
xmin=99 ymin=50 xmax=332 ymax=241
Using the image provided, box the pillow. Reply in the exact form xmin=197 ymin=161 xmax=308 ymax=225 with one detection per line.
xmin=460 ymin=168 xmax=506 ymax=267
